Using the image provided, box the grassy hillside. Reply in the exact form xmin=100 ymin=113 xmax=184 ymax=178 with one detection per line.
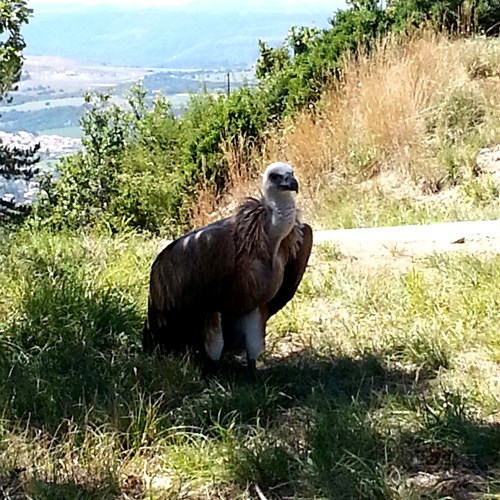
xmin=0 ymin=230 xmax=498 ymax=498
xmin=1 ymin=33 xmax=500 ymax=498
xmin=194 ymin=31 xmax=500 ymax=231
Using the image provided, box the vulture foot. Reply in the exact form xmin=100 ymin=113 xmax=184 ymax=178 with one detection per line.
xmin=247 ymin=358 xmax=258 ymax=380
xmin=201 ymin=358 xmax=221 ymax=378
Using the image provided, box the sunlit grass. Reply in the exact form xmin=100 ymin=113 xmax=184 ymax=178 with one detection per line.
xmin=308 ymin=177 xmax=500 ymax=230
xmin=0 ymin=228 xmax=499 ymax=498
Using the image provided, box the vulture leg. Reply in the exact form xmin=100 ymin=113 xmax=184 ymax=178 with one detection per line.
xmin=233 ymin=308 xmax=266 ymax=377
xmin=203 ymin=312 xmax=224 ymax=372
xmin=142 ymin=319 xmax=155 ymax=354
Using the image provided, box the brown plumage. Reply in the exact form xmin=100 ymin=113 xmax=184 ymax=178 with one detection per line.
xmin=143 ymin=162 xmax=313 ymax=374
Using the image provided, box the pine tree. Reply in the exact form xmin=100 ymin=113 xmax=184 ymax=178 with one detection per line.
xmin=0 ymin=0 xmax=39 ymax=222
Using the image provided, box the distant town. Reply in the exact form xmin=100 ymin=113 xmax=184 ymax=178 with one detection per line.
xmin=0 ymin=131 xmax=81 ymax=159
xmin=0 ymin=131 xmax=81 ymax=205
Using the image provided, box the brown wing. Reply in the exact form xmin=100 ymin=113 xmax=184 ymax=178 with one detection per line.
xmin=220 ymin=223 xmax=312 ymax=353
xmin=143 ymin=218 xmax=237 ymax=353
xmin=265 ymin=223 xmax=313 ymax=319
xmin=148 ymin=219 xmax=236 ymax=311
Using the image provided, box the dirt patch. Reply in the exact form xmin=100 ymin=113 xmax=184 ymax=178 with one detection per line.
xmin=314 ymin=218 xmax=500 ymax=270
xmin=311 ymin=146 xmax=500 ymax=269
xmin=477 ymin=145 xmax=500 ymax=178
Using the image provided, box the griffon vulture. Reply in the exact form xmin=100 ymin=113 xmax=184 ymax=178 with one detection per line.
xmin=143 ymin=162 xmax=313 ymax=375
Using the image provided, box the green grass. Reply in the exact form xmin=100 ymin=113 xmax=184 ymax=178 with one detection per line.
xmin=309 ymin=174 xmax=500 ymax=230
xmin=0 ymin=227 xmax=499 ymax=498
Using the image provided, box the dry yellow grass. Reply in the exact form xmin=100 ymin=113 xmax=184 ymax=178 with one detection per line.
xmin=191 ymin=31 xmax=500 ymax=229
xmin=276 ymin=32 xmax=500 ymax=181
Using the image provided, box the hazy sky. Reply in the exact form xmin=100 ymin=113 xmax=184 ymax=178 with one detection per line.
xmin=30 ymin=0 xmax=341 ymax=10
xmin=30 ymin=0 xmax=198 ymax=4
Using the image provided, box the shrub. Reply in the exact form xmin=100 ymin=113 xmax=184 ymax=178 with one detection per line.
xmin=34 ymin=85 xmax=269 ymax=235
xmin=180 ymin=87 xmax=268 ymax=193
xmin=35 ymin=86 xmax=189 ymax=235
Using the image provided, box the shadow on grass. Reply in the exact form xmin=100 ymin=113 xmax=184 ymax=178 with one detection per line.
xmin=2 ymin=259 xmax=500 ymax=498
xmin=29 ymin=480 xmax=118 ymax=500
xmin=179 ymin=350 xmax=420 ymax=427
xmin=0 ymin=474 xmax=122 ymax=500
xmin=0 ymin=278 xmax=144 ymax=428
xmin=155 ymin=350 xmax=500 ymax=498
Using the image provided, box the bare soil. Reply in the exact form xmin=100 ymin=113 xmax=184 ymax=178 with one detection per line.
xmin=314 ymin=218 xmax=500 ymax=269
xmin=314 ymin=146 xmax=500 ymax=269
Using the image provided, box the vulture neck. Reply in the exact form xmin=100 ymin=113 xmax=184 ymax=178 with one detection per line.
xmin=264 ymin=192 xmax=297 ymax=254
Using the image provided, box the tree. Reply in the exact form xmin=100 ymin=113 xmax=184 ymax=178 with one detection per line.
xmin=0 ymin=0 xmax=39 ymax=222
xmin=255 ymin=40 xmax=290 ymax=80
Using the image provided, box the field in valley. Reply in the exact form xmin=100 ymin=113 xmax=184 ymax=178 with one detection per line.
xmin=0 ymin=55 xmax=248 ymax=135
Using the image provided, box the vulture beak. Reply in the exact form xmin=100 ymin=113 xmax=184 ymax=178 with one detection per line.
xmin=280 ymin=173 xmax=299 ymax=193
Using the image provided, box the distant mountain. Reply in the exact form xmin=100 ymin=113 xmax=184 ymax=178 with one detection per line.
xmin=23 ymin=5 xmax=341 ymax=68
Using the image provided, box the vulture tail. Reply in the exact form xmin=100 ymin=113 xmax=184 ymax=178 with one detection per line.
xmin=142 ymin=303 xmax=180 ymax=354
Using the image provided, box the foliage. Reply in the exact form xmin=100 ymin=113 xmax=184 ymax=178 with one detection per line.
xmin=180 ymin=87 xmax=268 ymax=192
xmin=0 ymin=0 xmax=39 ymax=223
xmin=0 ymin=140 xmax=39 ymax=222
xmin=255 ymin=40 xmax=290 ymax=80
xmin=255 ymin=0 xmax=500 ymax=119
xmin=0 ymin=0 xmax=32 ymax=99
xmin=29 ymin=0 xmax=500 ymax=233
xmin=34 ymin=87 xmax=187 ymax=234
xmin=387 ymin=0 xmax=500 ymax=34
xmin=476 ymin=0 xmax=500 ymax=34
xmin=253 ymin=0 xmax=392 ymax=117
xmin=386 ymin=0 xmax=463 ymax=32
xmin=35 ymin=84 xmax=268 ymax=235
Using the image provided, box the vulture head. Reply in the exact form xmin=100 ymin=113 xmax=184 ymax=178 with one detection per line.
xmin=262 ymin=162 xmax=299 ymax=201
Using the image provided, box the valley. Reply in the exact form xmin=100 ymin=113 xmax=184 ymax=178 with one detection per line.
xmin=0 ymin=4 xmax=334 ymax=137
xmin=0 ymin=55 xmax=253 ymax=136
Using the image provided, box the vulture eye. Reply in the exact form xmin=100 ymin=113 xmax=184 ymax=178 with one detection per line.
xmin=269 ymin=173 xmax=280 ymax=181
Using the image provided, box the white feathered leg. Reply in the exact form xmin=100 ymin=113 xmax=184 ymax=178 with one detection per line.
xmin=235 ymin=308 xmax=266 ymax=376
xmin=204 ymin=312 xmax=224 ymax=362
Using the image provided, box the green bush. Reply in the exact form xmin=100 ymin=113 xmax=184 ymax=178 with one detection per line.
xmin=254 ymin=0 xmax=390 ymax=117
xmin=387 ymin=0 xmax=500 ymax=34
xmin=34 ymin=84 xmax=269 ymax=235
xmin=34 ymin=86 xmax=189 ymax=235
xmin=180 ymin=87 xmax=268 ymax=193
